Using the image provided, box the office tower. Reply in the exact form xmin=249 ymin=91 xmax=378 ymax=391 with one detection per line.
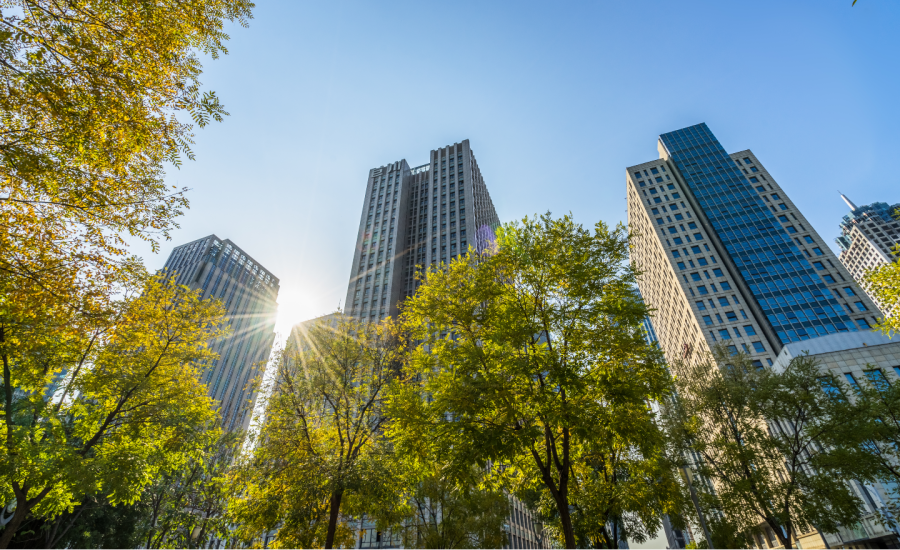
xmin=836 ymin=195 xmax=900 ymax=314
xmin=627 ymin=123 xmax=881 ymax=371
xmin=343 ymin=139 xmax=500 ymax=321
xmin=628 ymin=124 xmax=896 ymax=548
xmin=162 ymin=235 xmax=279 ymax=432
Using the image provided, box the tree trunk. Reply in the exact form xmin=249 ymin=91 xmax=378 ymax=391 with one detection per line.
xmin=554 ymin=493 xmax=576 ymax=549
xmin=0 ymin=500 xmax=29 ymax=549
xmin=324 ymin=489 xmax=344 ymax=549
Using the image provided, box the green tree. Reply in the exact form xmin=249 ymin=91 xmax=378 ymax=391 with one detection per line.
xmin=664 ymin=347 xmax=876 ymax=549
xmin=0 ymin=273 xmax=227 ymax=548
xmin=862 ymin=250 xmax=899 ymax=337
xmin=229 ymin=314 xmax=401 ymax=549
xmin=141 ymin=428 xmax=242 ymax=549
xmin=387 ymin=213 xmax=680 ymax=549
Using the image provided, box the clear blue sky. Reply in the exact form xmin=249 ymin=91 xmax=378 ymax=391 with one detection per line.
xmin=138 ymin=0 xmax=900 ymax=343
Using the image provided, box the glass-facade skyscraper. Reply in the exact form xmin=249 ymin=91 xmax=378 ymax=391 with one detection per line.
xmin=627 ymin=123 xmax=881 ymax=368
xmin=162 ymin=235 xmax=279 ymax=432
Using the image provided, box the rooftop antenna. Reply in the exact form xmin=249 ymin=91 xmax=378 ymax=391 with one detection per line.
xmin=838 ymin=190 xmax=858 ymax=211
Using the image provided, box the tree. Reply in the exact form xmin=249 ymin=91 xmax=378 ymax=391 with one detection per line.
xmin=0 ymin=273 xmax=227 ymax=548
xmin=862 ymin=250 xmax=899 ymax=336
xmin=387 ymin=213 xmax=681 ymax=549
xmin=141 ymin=428 xmax=242 ymax=549
xmin=229 ymin=314 xmax=401 ymax=549
xmin=1 ymin=0 xmax=254 ymax=303
xmin=663 ymin=346 xmax=877 ymax=549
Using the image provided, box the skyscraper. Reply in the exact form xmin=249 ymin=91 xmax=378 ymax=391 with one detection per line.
xmin=626 ymin=123 xmax=881 ymax=370
xmin=162 ymin=235 xmax=279 ymax=432
xmin=835 ymin=195 xmax=900 ymax=314
xmin=343 ymin=139 xmax=500 ymax=320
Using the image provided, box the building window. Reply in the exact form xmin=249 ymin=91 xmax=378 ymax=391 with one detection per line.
xmin=744 ymin=325 xmax=756 ymax=336
xmin=804 ymin=236 xmax=815 ymax=244
xmin=779 ymin=204 xmax=788 ymax=210
xmin=703 ymin=315 xmax=713 ymax=325
xmin=719 ymin=329 xmax=731 ymax=340
xmin=694 ymin=233 xmax=704 ymax=240
xmin=720 ymin=281 xmax=732 ymax=290
xmin=749 ymin=177 xmax=759 ymax=183
xmin=691 ymin=273 xmax=702 ymax=281
xmin=823 ymin=274 xmax=836 ymax=283
xmin=843 ymin=287 xmax=856 ymax=296
xmin=697 ymin=285 xmax=709 ymax=295
xmin=677 ymin=262 xmax=686 ymax=270
xmin=718 ymin=297 xmax=730 ymax=306
xmin=752 ymin=341 xmax=766 ymax=353
xmin=855 ymin=301 xmax=868 ymax=312
xmin=673 ymin=237 xmax=683 ymax=245
xmin=696 ymin=301 xmax=706 ymax=310
xmin=713 ymin=268 xmax=724 ymax=277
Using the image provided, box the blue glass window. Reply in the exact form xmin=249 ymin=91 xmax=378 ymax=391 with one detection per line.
xmin=844 ymin=287 xmax=856 ymax=296
xmin=672 ymin=250 xmax=681 ymax=258
xmin=657 ymin=218 xmax=664 ymax=225
xmin=696 ymin=301 xmax=706 ymax=310
xmin=654 ymin=197 xmax=662 ymax=203
xmin=673 ymin=237 xmax=683 ymax=245
xmin=650 ymin=188 xmax=658 ymax=194
xmin=778 ymin=215 xmax=788 ymax=222
xmin=812 ymin=262 xmax=824 ymax=270
xmin=688 ymin=222 xmax=697 ymax=229
xmin=813 ymin=248 xmax=823 ymax=255
xmin=698 ymin=285 xmax=709 ymax=295
xmin=804 ymin=236 xmax=814 ymax=244
xmin=726 ymin=311 xmax=738 ymax=321
xmin=667 ymin=183 xmax=676 ymax=190
xmin=786 ymin=226 xmax=797 ymax=234
xmin=694 ymin=233 xmax=704 ymax=240
xmin=857 ymin=318 xmax=871 ymax=329
xmin=691 ymin=273 xmax=702 ymax=281
xmin=823 ymin=275 xmax=835 ymax=283
xmin=845 ymin=373 xmax=859 ymax=390
xmin=855 ymin=301 xmax=868 ymax=312
xmin=779 ymin=204 xmax=788 ymax=211
xmin=744 ymin=325 xmax=756 ymax=336
xmin=864 ymin=369 xmax=889 ymax=389
xmin=655 ymin=177 xmax=663 ymax=183
xmin=703 ymin=315 xmax=713 ymax=325
xmin=719 ymin=329 xmax=731 ymax=340
xmin=734 ymin=328 xmax=742 ymax=337
xmin=752 ymin=341 xmax=766 ymax=353
xmin=755 ymin=186 xmax=765 ymax=192
xmin=720 ymin=281 xmax=732 ymax=290
xmin=634 ymin=172 xmax=642 ymax=179
xmin=697 ymin=257 xmax=708 ymax=266
xmin=690 ymin=246 xmax=700 ymax=253
xmin=677 ymin=262 xmax=686 ymax=270
xmin=751 ymin=167 xmax=759 ymax=173
xmin=771 ymin=193 xmax=780 ymax=200
xmin=718 ymin=297 xmax=730 ymax=306
xmin=749 ymin=177 xmax=759 ymax=183
xmin=675 ymin=213 xmax=684 ymax=220
xmin=669 ymin=227 xmax=679 ymax=234
xmin=651 ymin=208 xmax=660 ymax=215
xmin=651 ymin=168 xmax=659 ymax=174
xmin=713 ymin=268 xmax=724 ymax=277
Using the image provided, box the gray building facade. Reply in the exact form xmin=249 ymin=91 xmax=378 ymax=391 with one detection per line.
xmin=344 ymin=139 xmax=500 ymax=321
xmin=162 ymin=235 xmax=279 ymax=432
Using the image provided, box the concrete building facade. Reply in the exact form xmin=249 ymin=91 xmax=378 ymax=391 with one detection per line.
xmin=343 ymin=139 xmax=500 ymax=321
xmin=162 ymin=235 xmax=279 ymax=432
xmin=835 ymin=195 xmax=900 ymax=315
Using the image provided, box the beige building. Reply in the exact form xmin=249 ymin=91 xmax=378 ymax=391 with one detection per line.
xmin=835 ymin=195 xmax=900 ymax=316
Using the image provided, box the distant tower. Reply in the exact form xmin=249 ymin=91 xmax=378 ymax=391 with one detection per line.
xmin=162 ymin=236 xmax=279 ymax=431
xmin=835 ymin=195 xmax=900 ymax=315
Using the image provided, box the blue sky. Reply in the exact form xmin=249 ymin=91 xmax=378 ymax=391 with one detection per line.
xmin=135 ymin=0 xmax=897 ymax=353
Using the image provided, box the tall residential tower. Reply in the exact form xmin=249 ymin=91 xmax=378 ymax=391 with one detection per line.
xmin=835 ymin=195 xmax=900 ymax=315
xmin=343 ymin=139 xmax=500 ymax=320
xmin=162 ymin=235 xmax=279 ymax=431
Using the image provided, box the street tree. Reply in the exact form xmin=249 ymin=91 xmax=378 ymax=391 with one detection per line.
xmin=862 ymin=248 xmax=900 ymax=337
xmin=229 ymin=315 xmax=401 ymax=549
xmin=387 ymin=213 xmax=681 ymax=549
xmin=663 ymin=347 xmax=877 ymax=549
xmin=0 ymin=273 xmax=227 ymax=548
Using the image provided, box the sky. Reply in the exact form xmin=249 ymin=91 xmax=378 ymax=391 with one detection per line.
xmin=128 ymin=1 xmax=900 ymax=545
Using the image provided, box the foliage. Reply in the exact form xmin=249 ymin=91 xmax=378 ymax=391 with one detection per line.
xmin=663 ymin=346 xmax=877 ymax=549
xmin=861 ymin=249 xmax=900 ymax=336
xmin=387 ymin=212 xmax=682 ymax=549
xmin=141 ymin=428 xmax=243 ymax=549
xmin=229 ymin=314 xmax=402 ymax=549
xmin=0 ymin=0 xmax=254 ymax=307
xmin=0 ymin=273 xmax=227 ymax=548
xmin=7 ymin=494 xmax=148 ymax=549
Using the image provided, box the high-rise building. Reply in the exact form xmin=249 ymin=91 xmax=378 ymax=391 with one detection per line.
xmin=835 ymin=195 xmax=900 ymax=314
xmin=627 ymin=123 xmax=881 ymax=371
xmin=343 ymin=139 xmax=500 ymax=321
xmin=627 ymin=123 xmax=895 ymax=548
xmin=162 ymin=235 xmax=279 ymax=432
